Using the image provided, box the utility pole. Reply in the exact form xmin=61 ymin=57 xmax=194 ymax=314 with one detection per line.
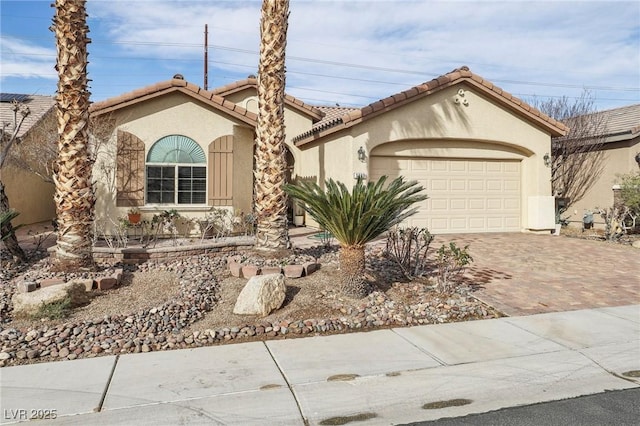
xmin=204 ymin=24 xmax=208 ymax=90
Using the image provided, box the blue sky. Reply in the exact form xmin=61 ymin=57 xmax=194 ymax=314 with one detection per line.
xmin=1 ymin=0 xmax=639 ymax=111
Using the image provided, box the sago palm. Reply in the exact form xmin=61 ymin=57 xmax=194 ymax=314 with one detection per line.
xmin=285 ymin=176 xmax=427 ymax=297
xmin=254 ymin=0 xmax=290 ymax=250
xmin=51 ymin=0 xmax=94 ymax=269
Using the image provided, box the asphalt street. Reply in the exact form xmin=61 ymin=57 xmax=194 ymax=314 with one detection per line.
xmin=404 ymin=388 xmax=640 ymax=426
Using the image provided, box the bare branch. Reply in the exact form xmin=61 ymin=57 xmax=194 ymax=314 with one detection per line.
xmin=532 ymin=90 xmax=608 ymax=208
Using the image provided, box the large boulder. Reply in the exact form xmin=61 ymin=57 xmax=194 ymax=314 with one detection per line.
xmin=233 ymin=274 xmax=286 ymax=317
xmin=12 ymin=282 xmax=89 ymax=318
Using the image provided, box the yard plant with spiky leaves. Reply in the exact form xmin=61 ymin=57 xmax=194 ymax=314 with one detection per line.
xmin=285 ymin=176 xmax=427 ymax=298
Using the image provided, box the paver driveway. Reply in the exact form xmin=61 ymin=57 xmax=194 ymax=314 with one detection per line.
xmin=433 ymin=233 xmax=640 ymax=317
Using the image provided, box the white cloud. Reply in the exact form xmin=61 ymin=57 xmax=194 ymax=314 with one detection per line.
xmin=0 ymin=37 xmax=56 ymax=80
xmin=4 ymin=0 xmax=637 ymax=109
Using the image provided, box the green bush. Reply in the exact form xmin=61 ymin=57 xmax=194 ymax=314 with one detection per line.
xmin=1 ymin=209 xmax=24 ymax=242
xmin=31 ymin=297 xmax=72 ymax=320
xmin=435 ymin=242 xmax=473 ymax=293
xmin=618 ymin=172 xmax=640 ymax=214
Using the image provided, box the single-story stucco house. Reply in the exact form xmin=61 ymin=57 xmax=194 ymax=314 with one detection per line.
xmin=0 ymin=94 xmax=56 ymax=226
xmin=89 ymin=66 xmax=568 ymax=235
xmin=560 ymin=103 xmax=640 ymax=228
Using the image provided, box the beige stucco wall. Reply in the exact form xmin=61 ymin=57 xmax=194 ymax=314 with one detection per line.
xmin=295 ymin=84 xmax=556 ymax=232
xmin=92 ymin=89 xmax=319 ymax=232
xmin=2 ymin=164 xmax=55 ymax=225
xmin=1 ymin=111 xmax=56 ymax=226
xmin=92 ymin=92 xmax=255 ymax=231
xmin=563 ymin=136 xmax=639 ymax=227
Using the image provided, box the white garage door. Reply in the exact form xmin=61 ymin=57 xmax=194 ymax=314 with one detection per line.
xmin=370 ymin=157 xmax=521 ymax=233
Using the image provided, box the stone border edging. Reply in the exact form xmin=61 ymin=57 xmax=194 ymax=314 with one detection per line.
xmin=227 ymin=255 xmax=320 ymax=279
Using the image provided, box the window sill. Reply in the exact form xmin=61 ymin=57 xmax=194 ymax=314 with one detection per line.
xmin=140 ymin=206 xmax=220 ymax=213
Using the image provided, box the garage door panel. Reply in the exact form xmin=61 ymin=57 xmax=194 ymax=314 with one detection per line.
xmin=432 ymin=161 xmax=447 ymax=171
xmin=431 ymin=199 xmax=448 ymax=210
xmin=468 ymin=199 xmax=485 ymax=210
xmin=486 ymin=180 xmax=503 ymax=191
xmin=469 ymin=217 xmax=486 ymax=229
xmin=504 ymin=162 xmax=520 ymax=173
xmin=450 ymin=218 xmax=468 ymax=230
xmin=450 ymin=179 xmax=466 ymax=190
xmin=450 ymin=199 xmax=467 ymax=210
xmin=504 ymin=180 xmax=520 ymax=191
xmin=371 ymin=156 xmax=521 ymax=233
xmin=450 ymin=161 xmax=467 ymax=172
xmin=431 ymin=180 xmax=448 ymax=191
xmin=468 ymin=180 xmax=484 ymax=190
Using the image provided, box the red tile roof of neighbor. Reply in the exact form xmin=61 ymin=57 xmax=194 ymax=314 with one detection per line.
xmin=89 ymin=77 xmax=258 ymax=125
xmin=292 ymin=66 xmax=569 ymax=145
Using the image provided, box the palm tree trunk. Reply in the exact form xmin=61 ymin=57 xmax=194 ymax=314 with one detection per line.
xmin=254 ymin=0 xmax=290 ymax=250
xmin=339 ymin=245 xmax=369 ymax=298
xmin=0 ymin=181 xmax=26 ymax=262
xmin=51 ymin=0 xmax=94 ymax=270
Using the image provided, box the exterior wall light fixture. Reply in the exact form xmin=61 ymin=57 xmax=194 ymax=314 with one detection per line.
xmin=543 ymin=152 xmax=551 ymax=167
xmin=357 ymin=146 xmax=367 ymax=162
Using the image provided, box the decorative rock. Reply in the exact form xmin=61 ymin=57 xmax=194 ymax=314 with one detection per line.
xmin=0 ymin=352 xmax=11 ymax=361
xmin=261 ymin=266 xmax=282 ymax=275
xmin=233 ymin=274 xmax=286 ymax=316
xmin=113 ymin=268 xmax=124 ymax=284
xmin=69 ymin=278 xmax=94 ymax=292
xmin=11 ymin=282 xmax=89 ymax=317
xmin=283 ymin=264 xmax=304 ymax=278
xmin=39 ymin=278 xmax=65 ymax=288
xmin=633 ymin=240 xmax=640 ymax=249
xmin=229 ymin=262 xmax=242 ymax=278
xmin=96 ymin=277 xmax=117 ymax=291
xmin=241 ymin=265 xmax=260 ymax=278
xmin=303 ymin=262 xmax=319 ymax=275
xmin=17 ymin=281 xmax=37 ymax=293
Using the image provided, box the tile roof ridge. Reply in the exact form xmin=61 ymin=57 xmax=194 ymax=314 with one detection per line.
xmin=89 ymin=77 xmax=256 ymax=124
xmin=210 ymin=78 xmax=323 ymax=121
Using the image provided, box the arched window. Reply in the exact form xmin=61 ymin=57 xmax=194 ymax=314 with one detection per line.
xmin=146 ymin=135 xmax=206 ymax=204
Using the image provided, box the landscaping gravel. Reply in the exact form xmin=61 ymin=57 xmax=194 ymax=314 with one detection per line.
xmin=0 ymin=246 xmax=500 ymax=367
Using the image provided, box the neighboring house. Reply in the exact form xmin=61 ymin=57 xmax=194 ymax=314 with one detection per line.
xmin=561 ymin=104 xmax=640 ymax=228
xmin=90 ymin=66 xmax=567 ymax=235
xmin=0 ymin=93 xmax=56 ymax=225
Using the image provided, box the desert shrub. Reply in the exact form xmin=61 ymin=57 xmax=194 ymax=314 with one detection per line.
xmin=31 ymin=297 xmax=72 ymax=320
xmin=386 ymin=227 xmax=434 ymax=278
xmin=435 ymin=242 xmax=473 ymax=293
xmin=198 ymin=209 xmax=231 ymax=241
xmin=618 ymin=172 xmax=640 ymax=214
xmin=597 ymin=206 xmax=632 ymax=241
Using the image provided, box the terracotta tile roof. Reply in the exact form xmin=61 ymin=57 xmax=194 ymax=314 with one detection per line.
xmin=89 ymin=77 xmax=257 ymax=125
xmin=211 ymin=77 xmax=325 ymax=122
xmin=0 ymin=94 xmax=55 ymax=140
xmin=293 ymin=66 xmax=569 ymax=145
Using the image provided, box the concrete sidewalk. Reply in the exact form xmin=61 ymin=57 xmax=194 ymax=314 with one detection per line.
xmin=1 ymin=305 xmax=638 ymax=425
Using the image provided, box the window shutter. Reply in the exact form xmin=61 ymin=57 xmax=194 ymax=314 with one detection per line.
xmin=208 ymin=135 xmax=234 ymax=206
xmin=116 ymin=130 xmax=145 ymax=207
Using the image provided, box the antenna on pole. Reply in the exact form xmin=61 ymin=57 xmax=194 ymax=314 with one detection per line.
xmin=204 ymin=24 xmax=209 ymax=90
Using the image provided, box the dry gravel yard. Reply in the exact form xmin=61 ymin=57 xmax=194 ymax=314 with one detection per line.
xmin=0 ymin=244 xmax=502 ymax=367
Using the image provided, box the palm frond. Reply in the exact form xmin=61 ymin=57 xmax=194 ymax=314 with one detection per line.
xmin=285 ymin=176 xmax=427 ymax=247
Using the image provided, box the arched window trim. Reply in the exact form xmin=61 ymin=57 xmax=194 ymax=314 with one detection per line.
xmin=146 ymin=135 xmax=206 ymax=205
xmin=146 ymin=134 xmax=206 ymax=164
